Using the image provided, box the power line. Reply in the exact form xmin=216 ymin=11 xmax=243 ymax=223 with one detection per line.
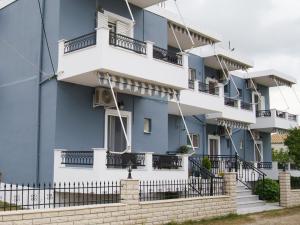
xmin=37 ymin=0 xmax=56 ymax=76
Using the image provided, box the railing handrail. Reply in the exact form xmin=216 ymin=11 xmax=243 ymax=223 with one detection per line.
xmin=153 ymin=45 xmax=183 ymax=66
xmin=106 ymin=152 xmax=146 ymax=168
xmin=240 ymin=101 xmax=253 ymax=111
xmin=198 ymin=82 xmax=219 ymax=96
xmin=64 ymin=32 xmax=97 ymax=53
xmin=109 ymin=31 xmax=147 ymax=55
xmin=189 ymin=158 xmax=215 ymax=178
xmin=61 ymin=150 xmax=94 ymax=166
xmin=237 ymin=156 xmax=267 ymax=176
xmin=224 ymin=97 xmax=238 ymax=107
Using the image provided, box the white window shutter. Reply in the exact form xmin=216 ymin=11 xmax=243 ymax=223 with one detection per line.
xmin=97 ymin=12 xmax=108 ymax=28
xmin=116 ymin=21 xmax=131 ymax=37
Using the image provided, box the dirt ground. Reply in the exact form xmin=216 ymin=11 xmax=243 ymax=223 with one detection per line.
xmin=166 ymin=206 xmax=300 ymax=225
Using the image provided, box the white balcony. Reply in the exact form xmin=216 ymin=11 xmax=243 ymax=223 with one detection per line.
xmin=168 ymin=81 xmax=224 ymax=116
xmin=53 ymin=149 xmax=189 ymax=183
xmin=128 ymin=0 xmax=166 ymax=8
xmin=57 ymin=27 xmax=189 ymax=91
xmin=250 ymin=109 xmax=299 ymax=132
xmin=206 ymin=98 xmax=256 ymax=125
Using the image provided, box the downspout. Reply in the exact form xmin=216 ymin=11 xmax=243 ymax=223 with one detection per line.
xmin=36 ymin=0 xmax=45 ymax=183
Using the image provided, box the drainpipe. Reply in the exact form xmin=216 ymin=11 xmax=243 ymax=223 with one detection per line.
xmin=36 ymin=0 xmax=45 ymax=183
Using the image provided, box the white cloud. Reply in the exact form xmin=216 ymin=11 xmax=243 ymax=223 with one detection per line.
xmin=165 ymin=0 xmax=300 ymax=113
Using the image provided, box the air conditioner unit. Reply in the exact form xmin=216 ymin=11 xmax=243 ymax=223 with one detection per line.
xmin=246 ymin=79 xmax=257 ymax=90
xmin=93 ymin=87 xmax=115 ymax=108
xmin=252 ymin=131 xmax=261 ymax=140
xmin=218 ymin=126 xmax=232 ymax=138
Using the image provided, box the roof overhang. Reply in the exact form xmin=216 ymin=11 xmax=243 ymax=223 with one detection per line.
xmin=198 ymin=46 xmax=254 ymax=71
xmin=246 ymin=70 xmax=297 ymax=87
xmin=147 ymin=6 xmax=221 ymax=50
xmin=128 ymin=0 xmax=166 ymax=8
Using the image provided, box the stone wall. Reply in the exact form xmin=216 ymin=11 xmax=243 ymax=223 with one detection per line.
xmin=0 ymin=173 xmax=236 ymax=225
xmin=279 ymin=172 xmax=300 ymax=207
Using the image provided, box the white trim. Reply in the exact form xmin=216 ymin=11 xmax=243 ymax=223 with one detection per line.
xmin=254 ymin=141 xmax=263 ymax=162
xmin=104 ymin=109 xmax=132 ymax=152
xmin=0 ymin=0 xmax=16 ymax=9
xmin=208 ymin=135 xmax=221 ymax=155
xmin=104 ymin=10 xmax=134 ymax=38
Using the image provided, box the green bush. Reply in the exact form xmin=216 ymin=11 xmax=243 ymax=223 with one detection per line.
xmin=177 ymin=145 xmax=191 ymax=154
xmin=254 ymin=178 xmax=279 ymax=202
xmin=202 ymin=157 xmax=212 ymax=171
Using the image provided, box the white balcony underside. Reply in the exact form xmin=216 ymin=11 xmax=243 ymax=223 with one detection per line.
xmin=250 ymin=116 xmax=298 ymax=132
xmin=58 ymin=28 xmax=188 ymax=90
xmin=206 ymin=106 xmax=256 ymax=125
xmin=168 ymin=90 xmax=224 ymax=116
xmin=128 ymin=0 xmax=165 ymax=8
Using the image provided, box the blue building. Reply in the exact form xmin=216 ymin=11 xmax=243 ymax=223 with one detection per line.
xmin=0 ymin=0 xmax=298 ymax=185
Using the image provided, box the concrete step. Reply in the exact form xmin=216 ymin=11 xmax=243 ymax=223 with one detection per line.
xmin=236 ymin=189 xmax=252 ymax=196
xmin=237 ymin=200 xmax=266 ymax=209
xmin=236 ymin=195 xmax=259 ymax=203
xmin=237 ymin=203 xmax=282 ymax=215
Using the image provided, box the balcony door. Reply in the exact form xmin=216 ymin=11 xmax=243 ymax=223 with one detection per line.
xmin=254 ymin=93 xmax=265 ymax=111
xmin=254 ymin=141 xmax=263 ymax=162
xmin=208 ymin=135 xmax=220 ymax=156
xmin=105 ymin=109 xmax=132 ymax=152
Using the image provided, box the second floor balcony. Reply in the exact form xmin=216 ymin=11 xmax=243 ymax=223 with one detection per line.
xmin=250 ymin=109 xmax=299 ymax=132
xmin=206 ymin=97 xmax=256 ymax=125
xmin=57 ymin=27 xmax=189 ymax=91
xmin=168 ymin=81 xmax=224 ymax=116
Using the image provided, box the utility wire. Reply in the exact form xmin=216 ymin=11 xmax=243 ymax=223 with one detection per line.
xmin=37 ymin=0 xmax=56 ymax=76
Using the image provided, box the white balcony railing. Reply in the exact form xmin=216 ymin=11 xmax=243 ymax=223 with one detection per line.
xmin=53 ymin=149 xmax=189 ymax=183
xmin=250 ymin=109 xmax=299 ymax=132
xmin=57 ymin=27 xmax=189 ymax=90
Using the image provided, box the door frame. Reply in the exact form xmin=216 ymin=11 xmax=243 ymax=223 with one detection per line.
xmin=252 ymin=92 xmax=265 ymax=111
xmin=208 ymin=135 xmax=221 ymax=156
xmin=104 ymin=109 xmax=132 ymax=152
xmin=254 ymin=140 xmax=263 ymax=162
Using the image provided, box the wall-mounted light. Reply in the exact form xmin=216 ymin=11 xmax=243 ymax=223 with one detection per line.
xmin=118 ymin=101 xmax=124 ymax=110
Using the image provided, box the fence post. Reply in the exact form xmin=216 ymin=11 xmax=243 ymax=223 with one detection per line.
xmin=279 ymin=171 xmax=291 ymax=207
xmin=121 ymin=179 xmax=140 ymax=205
xmin=224 ymin=172 xmax=236 ymax=198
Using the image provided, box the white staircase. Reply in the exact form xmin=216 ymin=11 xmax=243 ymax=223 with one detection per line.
xmin=236 ymin=182 xmax=281 ymax=214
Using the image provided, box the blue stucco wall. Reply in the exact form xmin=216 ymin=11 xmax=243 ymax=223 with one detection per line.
xmin=0 ymin=0 xmax=60 ymax=183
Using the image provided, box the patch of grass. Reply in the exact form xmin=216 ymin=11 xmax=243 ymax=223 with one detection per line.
xmin=0 ymin=201 xmax=20 ymax=211
xmin=165 ymin=213 xmax=253 ymax=225
xmin=256 ymin=206 xmax=300 ymax=219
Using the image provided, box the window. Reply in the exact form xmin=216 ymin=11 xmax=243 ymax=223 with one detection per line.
xmin=238 ymin=88 xmax=243 ymax=99
xmin=188 ymin=68 xmax=196 ymax=89
xmin=187 ymin=134 xmax=199 ymax=148
xmin=224 ymin=84 xmax=229 ymax=94
xmin=144 ymin=118 xmax=151 ymax=134
xmin=108 ymin=22 xmax=117 ymax=33
xmin=188 ymin=68 xmax=196 ymax=81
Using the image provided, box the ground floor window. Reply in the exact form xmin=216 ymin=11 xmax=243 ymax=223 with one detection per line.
xmin=105 ymin=109 xmax=131 ymax=152
xmin=208 ymin=135 xmax=220 ymax=156
xmin=187 ymin=134 xmax=199 ymax=148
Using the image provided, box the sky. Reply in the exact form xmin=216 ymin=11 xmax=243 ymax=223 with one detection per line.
xmin=165 ymin=0 xmax=300 ymax=114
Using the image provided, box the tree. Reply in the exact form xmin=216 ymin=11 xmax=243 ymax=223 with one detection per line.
xmin=272 ymin=148 xmax=290 ymax=164
xmin=284 ymin=128 xmax=300 ymax=167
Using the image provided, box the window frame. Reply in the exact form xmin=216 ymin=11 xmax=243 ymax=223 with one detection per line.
xmin=143 ymin=118 xmax=152 ymax=134
xmin=187 ymin=134 xmax=200 ymax=148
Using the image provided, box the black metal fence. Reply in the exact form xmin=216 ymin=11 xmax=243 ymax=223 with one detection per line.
xmin=0 ymin=181 xmax=121 ymax=211
xmin=198 ymin=82 xmax=219 ymax=96
xmin=241 ymin=101 xmax=253 ymax=111
xmin=106 ymin=152 xmax=145 ymax=169
xmin=224 ymin=97 xmax=238 ymax=108
xmin=64 ymin=32 xmax=97 ymax=53
xmin=276 ymin=110 xmax=286 ymax=119
xmin=256 ymin=110 xmax=271 ymax=117
xmin=188 ymin=80 xmax=195 ymax=89
xmin=61 ymin=151 xmax=94 ymax=166
xmin=152 ymin=154 xmax=182 ymax=169
xmin=291 ymin=177 xmax=300 ymax=189
xmin=109 ymin=32 xmax=147 ymax=55
xmin=258 ymin=162 xmax=273 ymax=169
xmin=139 ymin=178 xmax=225 ymax=201
xmin=153 ymin=46 xmax=182 ymax=66
xmin=288 ymin=113 xmax=297 ymax=121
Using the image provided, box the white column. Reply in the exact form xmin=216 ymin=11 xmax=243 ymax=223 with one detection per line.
xmin=96 ymin=27 xmax=109 ymax=48
xmin=57 ymin=39 xmax=66 ymax=74
xmin=237 ymin=99 xmax=241 ymax=109
xmin=145 ymin=41 xmax=154 ymax=60
xmin=218 ymin=83 xmax=224 ymax=97
xmin=97 ymin=12 xmax=108 ymax=29
xmin=53 ymin=149 xmax=64 ymax=182
xmin=181 ymin=53 xmax=189 ymax=70
xmin=145 ymin=152 xmax=153 ymax=172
